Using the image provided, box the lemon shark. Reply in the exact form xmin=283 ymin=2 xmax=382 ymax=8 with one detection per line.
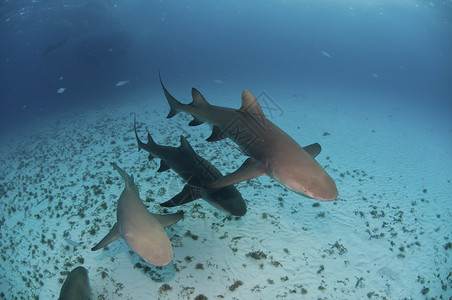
xmin=134 ymin=117 xmax=247 ymax=216
xmin=58 ymin=266 xmax=90 ymax=300
xmin=91 ymin=163 xmax=184 ymax=266
xmin=159 ymin=75 xmax=338 ymax=201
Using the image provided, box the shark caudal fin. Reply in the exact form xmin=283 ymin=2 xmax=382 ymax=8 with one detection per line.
xmin=159 ymin=72 xmax=183 ymax=118
xmin=111 ymin=163 xmax=139 ymax=195
xmin=133 ymin=115 xmax=158 ymax=159
xmin=159 ymin=72 xmax=212 ymax=126
xmin=134 ymin=116 xmax=174 ymax=172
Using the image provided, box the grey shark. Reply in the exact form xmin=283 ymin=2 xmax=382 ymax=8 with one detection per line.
xmin=91 ymin=163 xmax=184 ymax=266
xmin=159 ymin=75 xmax=338 ymax=201
xmin=58 ymin=266 xmax=90 ymax=300
xmin=134 ymin=117 xmax=247 ymax=216
xmin=40 ymin=35 xmax=70 ymax=59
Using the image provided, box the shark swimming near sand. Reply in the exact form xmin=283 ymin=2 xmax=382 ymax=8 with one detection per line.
xmin=134 ymin=117 xmax=247 ymax=216
xmin=91 ymin=163 xmax=184 ymax=266
xmin=58 ymin=266 xmax=91 ymax=300
xmin=159 ymin=74 xmax=338 ymax=201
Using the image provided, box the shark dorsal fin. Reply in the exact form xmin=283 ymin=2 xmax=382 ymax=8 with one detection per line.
xmin=239 ymin=89 xmax=265 ymax=117
xmin=157 ymin=160 xmax=170 ymax=172
xmin=179 ymin=136 xmax=195 ymax=153
xmin=191 ymin=88 xmax=209 ymax=107
xmin=146 ymin=132 xmax=156 ymax=146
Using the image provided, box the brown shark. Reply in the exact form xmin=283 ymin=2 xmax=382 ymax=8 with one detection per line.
xmin=134 ymin=117 xmax=247 ymax=216
xmin=58 ymin=266 xmax=91 ymax=300
xmin=159 ymin=75 xmax=338 ymax=201
xmin=91 ymin=163 xmax=184 ymax=266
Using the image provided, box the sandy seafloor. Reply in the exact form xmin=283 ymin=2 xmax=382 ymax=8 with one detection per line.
xmin=0 ymin=82 xmax=451 ymax=300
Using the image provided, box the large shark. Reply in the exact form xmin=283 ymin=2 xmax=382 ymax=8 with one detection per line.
xmin=58 ymin=266 xmax=91 ymax=300
xmin=91 ymin=163 xmax=184 ymax=266
xmin=159 ymin=75 xmax=338 ymax=201
xmin=134 ymin=117 xmax=247 ymax=216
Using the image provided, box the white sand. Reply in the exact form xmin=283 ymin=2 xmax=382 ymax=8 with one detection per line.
xmin=0 ymin=86 xmax=450 ymax=299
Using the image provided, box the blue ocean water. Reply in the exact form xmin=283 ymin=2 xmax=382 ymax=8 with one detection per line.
xmin=0 ymin=0 xmax=451 ymax=299
xmin=1 ymin=0 xmax=450 ymax=133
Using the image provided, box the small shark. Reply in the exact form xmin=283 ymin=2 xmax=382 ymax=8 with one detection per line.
xmin=134 ymin=117 xmax=247 ymax=216
xmin=159 ymin=74 xmax=338 ymax=201
xmin=40 ymin=35 xmax=70 ymax=59
xmin=58 ymin=266 xmax=91 ymax=300
xmin=91 ymin=163 xmax=184 ymax=266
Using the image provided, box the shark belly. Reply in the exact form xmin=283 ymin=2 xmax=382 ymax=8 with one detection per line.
xmin=118 ymin=191 xmax=173 ymax=266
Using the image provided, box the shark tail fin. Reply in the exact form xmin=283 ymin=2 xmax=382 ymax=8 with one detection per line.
xmin=111 ymin=163 xmax=137 ymax=191
xmin=133 ymin=115 xmax=157 ymax=160
xmin=159 ymin=72 xmax=182 ymax=118
xmin=133 ymin=113 xmax=144 ymax=152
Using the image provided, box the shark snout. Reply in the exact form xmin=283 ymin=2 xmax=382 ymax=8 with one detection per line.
xmin=309 ymin=187 xmax=338 ymax=201
xmin=275 ymin=171 xmax=338 ymax=201
xmin=306 ymin=178 xmax=338 ymax=201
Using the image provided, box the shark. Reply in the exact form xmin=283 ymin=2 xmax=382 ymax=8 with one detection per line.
xmin=134 ymin=117 xmax=247 ymax=216
xmin=58 ymin=266 xmax=91 ymax=300
xmin=40 ymin=35 xmax=70 ymax=59
xmin=91 ymin=163 xmax=184 ymax=266
xmin=159 ymin=75 xmax=338 ymax=201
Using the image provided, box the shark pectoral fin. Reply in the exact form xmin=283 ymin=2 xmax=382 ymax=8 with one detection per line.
xmin=91 ymin=223 xmax=120 ymax=251
xmin=152 ymin=211 xmax=184 ymax=228
xmin=303 ymin=143 xmax=322 ymax=158
xmin=206 ymin=126 xmax=226 ymax=142
xmin=206 ymin=157 xmax=266 ymax=189
xmin=189 ymin=118 xmax=204 ymax=126
xmin=157 ymin=160 xmax=171 ymax=172
xmin=160 ymin=184 xmax=203 ymax=207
